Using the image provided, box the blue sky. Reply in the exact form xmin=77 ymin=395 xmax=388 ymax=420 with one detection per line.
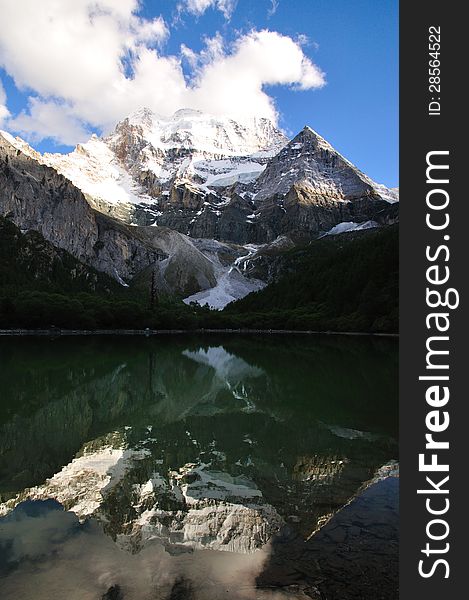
xmin=0 ymin=0 xmax=398 ymax=186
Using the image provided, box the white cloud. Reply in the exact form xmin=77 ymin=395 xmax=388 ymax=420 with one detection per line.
xmin=8 ymin=98 xmax=91 ymax=145
xmin=267 ymin=0 xmax=279 ymax=18
xmin=0 ymin=0 xmax=325 ymax=145
xmin=181 ymin=32 xmax=225 ymax=71
xmin=0 ymin=0 xmax=168 ymax=103
xmin=0 ymin=79 xmax=10 ymax=126
xmin=179 ymin=0 xmax=237 ymax=20
xmin=187 ymin=30 xmax=325 ymax=121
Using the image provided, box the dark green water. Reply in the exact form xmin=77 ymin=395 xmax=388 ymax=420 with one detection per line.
xmin=0 ymin=334 xmax=398 ymax=599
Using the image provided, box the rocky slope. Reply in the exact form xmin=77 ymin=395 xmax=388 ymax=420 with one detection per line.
xmin=0 ymin=217 xmax=121 ymax=295
xmin=0 ymin=133 xmax=251 ymax=297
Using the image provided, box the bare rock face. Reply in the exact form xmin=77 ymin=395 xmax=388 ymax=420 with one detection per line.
xmin=253 ymin=126 xmax=377 ymax=201
xmin=0 ymin=217 xmax=122 ymax=294
xmin=0 ymin=135 xmax=219 ymax=295
xmin=0 ymin=136 xmax=98 ymax=262
xmin=141 ymin=226 xmax=219 ymax=296
xmin=0 ymin=134 xmax=165 ymax=283
xmin=240 ymin=126 xmax=392 ymax=241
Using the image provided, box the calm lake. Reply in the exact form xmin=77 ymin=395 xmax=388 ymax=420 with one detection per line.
xmin=0 ymin=334 xmax=398 ymax=600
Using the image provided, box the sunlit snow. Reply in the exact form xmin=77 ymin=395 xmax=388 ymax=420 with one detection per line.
xmin=324 ymin=220 xmax=379 ymax=236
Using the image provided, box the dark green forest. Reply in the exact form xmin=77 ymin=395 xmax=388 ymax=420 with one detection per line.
xmin=0 ymin=217 xmax=398 ymax=333
xmin=224 ymin=226 xmax=398 ymax=332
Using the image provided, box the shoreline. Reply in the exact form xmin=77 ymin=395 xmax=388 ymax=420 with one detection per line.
xmin=0 ymin=328 xmax=399 ymax=338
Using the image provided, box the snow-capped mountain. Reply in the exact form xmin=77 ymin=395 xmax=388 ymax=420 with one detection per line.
xmin=41 ymin=108 xmax=287 ymax=215
xmin=0 ymin=108 xmax=398 ymax=308
xmin=119 ymin=107 xmax=286 ymax=158
xmin=36 ymin=108 xmax=397 ymax=243
xmin=253 ymin=126 xmax=396 ymax=202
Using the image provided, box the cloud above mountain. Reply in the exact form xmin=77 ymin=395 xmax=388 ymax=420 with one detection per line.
xmin=178 ymin=0 xmax=238 ymax=20
xmin=0 ymin=80 xmax=9 ymax=126
xmin=0 ymin=0 xmax=325 ymax=145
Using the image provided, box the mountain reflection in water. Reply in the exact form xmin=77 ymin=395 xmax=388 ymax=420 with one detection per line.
xmin=0 ymin=334 xmax=398 ymax=599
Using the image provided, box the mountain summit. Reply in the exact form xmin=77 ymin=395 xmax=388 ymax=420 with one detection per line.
xmin=38 ymin=109 xmax=286 ymax=225
xmin=118 ymin=107 xmax=287 ymax=156
xmin=30 ymin=108 xmax=397 ymax=244
xmin=0 ymin=109 xmax=398 ymax=307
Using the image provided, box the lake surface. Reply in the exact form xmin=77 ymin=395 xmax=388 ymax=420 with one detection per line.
xmin=0 ymin=334 xmax=398 ymax=599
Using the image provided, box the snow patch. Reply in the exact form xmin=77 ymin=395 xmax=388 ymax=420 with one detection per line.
xmin=183 ymin=245 xmax=264 ymax=309
xmin=183 ymin=268 xmax=264 ymax=309
xmin=323 ymin=220 xmax=379 ymax=236
xmin=43 ymin=136 xmax=152 ymax=206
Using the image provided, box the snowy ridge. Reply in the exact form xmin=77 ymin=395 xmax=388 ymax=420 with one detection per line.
xmin=43 ymin=134 xmax=153 ymax=206
xmin=1 ymin=110 xmax=398 ymax=309
xmin=122 ymin=107 xmax=286 ymax=156
xmin=4 ymin=108 xmax=397 ymax=223
xmin=40 ymin=108 xmax=287 ymax=208
xmin=0 ymin=129 xmax=42 ymax=162
xmin=253 ymin=125 xmax=397 ymax=203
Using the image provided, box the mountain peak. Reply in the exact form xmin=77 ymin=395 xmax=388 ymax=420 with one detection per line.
xmin=253 ymin=123 xmax=387 ymax=203
xmin=0 ymin=129 xmax=42 ymax=161
xmin=292 ymin=125 xmax=333 ymax=151
xmin=110 ymin=107 xmax=287 ymax=158
xmin=126 ymin=106 xmax=158 ymax=128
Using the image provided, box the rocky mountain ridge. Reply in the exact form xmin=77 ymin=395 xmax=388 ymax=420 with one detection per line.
xmin=0 ymin=109 xmax=398 ymax=306
xmin=0 ymin=134 xmax=234 ymax=297
xmin=3 ymin=109 xmax=397 ymax=241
